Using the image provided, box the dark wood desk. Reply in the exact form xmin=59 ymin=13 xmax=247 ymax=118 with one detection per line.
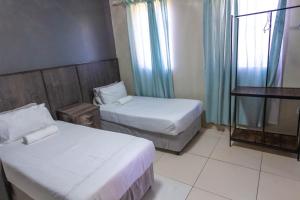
xmin=230 ymin=86 xmax=300 ymax=160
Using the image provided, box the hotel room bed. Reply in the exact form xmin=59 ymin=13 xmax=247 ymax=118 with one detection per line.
xmin=99 ymin=96 xmax=202 ymax=153
xmin=0 ymin=121 xmax=155 ymax=200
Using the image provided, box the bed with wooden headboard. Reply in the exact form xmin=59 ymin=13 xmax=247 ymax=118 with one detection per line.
xmin=0 ymin=58 xmax=119 ymax=200
xmin=0 ymin=58 xmax=154 ymax=200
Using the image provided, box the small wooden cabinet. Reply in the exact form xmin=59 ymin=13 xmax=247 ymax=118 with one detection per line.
xmin=57 ymin=103 xmax=101 ymax=128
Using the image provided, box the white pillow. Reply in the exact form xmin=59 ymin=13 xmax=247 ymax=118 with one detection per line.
xmin=93 ymin=82 xmax=118 ymax=105
xmin=0 ymin=103 xmax=37 ymax=114
xmin=117 ymin=96 xmax=133 ymax=105
xmin=93 ymin=89 xmax=104 ymax=105
xmin=0 ymin=104 xmax=55 ymax=143
xmin=0 ymin=104 xmax=37 ymax=143
xmin=23 ymin=125 xmax=58 ymax=145
xmin=99 ymin=81 xmax=127 ymax=104
xmin=0 ymin=120 xmax=9 ymax=143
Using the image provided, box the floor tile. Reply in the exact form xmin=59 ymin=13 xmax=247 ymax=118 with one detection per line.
xmin=155 ymin=150 xmax=165 ymax=163
xmin=143 ymin=174 xmax=191 ymax=200
xmin=257 ymin=172 xmax=300 ymax=200
xmin=261 ymin=152 xmax=300 ymax=181
xmin=211 ymin=137 xmax=262 ymax=170
xmin=195 ymin=159 xmax=259 ymax=200
xmin=186 ymin=187 xmax=230 ymax=200
xmin=154 ymin=153 xmax=207 ymax=185
xmin=185 ymin=129 xmax=221 ymax=157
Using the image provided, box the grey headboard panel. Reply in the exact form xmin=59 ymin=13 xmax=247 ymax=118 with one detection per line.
xmin=77 ymin=59 xmax=120 ymax=102
xmin=42 ymin=66 xmax=82 ymax=116
xmin=0 ymin=71 xmax=50 ymax=112
xmin=0 ymin=59 xmax=120 ymax=117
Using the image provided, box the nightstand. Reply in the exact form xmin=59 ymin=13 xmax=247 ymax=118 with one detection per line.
xmin=57 ymin=103 xmax=101 ymax=128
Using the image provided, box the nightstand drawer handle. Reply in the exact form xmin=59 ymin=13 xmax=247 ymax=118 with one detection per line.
xmin=82 ymin=114 xmax=93 ymax=120
xmin=83 ymin=121 xmax=93 ymax=125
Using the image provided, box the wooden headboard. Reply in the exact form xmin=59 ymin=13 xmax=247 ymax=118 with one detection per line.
xmin=0 ymin=59 xmax=120 ymax=118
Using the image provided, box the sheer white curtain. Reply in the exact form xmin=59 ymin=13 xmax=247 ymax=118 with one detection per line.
xmin=129 ymin=2 xmax=152 ymax=70
xmin=237 ymin=0 xmax=279 ymax=82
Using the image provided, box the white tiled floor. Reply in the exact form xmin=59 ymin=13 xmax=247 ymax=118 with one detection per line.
xmin=186 ymin=187 xmax=230 ymax=200
xmin=211 ymin=137 xmax=262 ymax=170
xmin=257 ymin=172 xmax=300 ymax=200
xmin=154 ymin=153 xmax=207 ymax=185
xmin=143 ymin=128 xmax=300 ymax=200
xmin=261 ymin=152 xmax=300 ymax=181
xmin=143 ymin=175 xmax=191 ymax=200
xmin=195 ymin=159 xmax=259 ymax=200
xmin=184 ymin=129 xmax=221 ymax=157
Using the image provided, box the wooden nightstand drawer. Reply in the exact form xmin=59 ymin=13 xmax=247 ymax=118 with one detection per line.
xmin=57 ymin=103 xmax=101 ymax=128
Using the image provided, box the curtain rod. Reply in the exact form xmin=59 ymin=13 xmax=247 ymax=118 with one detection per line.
xmin=235 ymin=5 xmax=300 ymax=18
xmin=112 ymin=0 xmax=124 ymax=6
xmin=112 ymin=0 xmax=156 ymax=6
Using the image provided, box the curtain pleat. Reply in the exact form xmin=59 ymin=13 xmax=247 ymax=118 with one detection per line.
xmin=126 ymin=0 xmax=174 ymax=98
xmin=203 ymin=0 xmax=232 ymax=125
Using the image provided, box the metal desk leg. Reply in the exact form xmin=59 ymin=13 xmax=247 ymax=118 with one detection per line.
xmin=297 ymin=111 xmax=300 ymax=161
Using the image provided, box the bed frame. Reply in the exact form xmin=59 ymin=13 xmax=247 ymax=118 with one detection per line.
xmin=0 ymin=59 xmax=154 ymax=200
xmin=101 ymin=116 xmax=201 ymax=154
xmin=10 ymin=165 xmax=154 ymax=200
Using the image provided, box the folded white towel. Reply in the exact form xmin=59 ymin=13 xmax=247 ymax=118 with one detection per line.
xmin=23 ymin=125 xmax=58 ymax=145
xmin=118 ymin=96 xmax=133 ymax=105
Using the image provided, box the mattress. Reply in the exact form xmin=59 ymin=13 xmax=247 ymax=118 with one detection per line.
xmin=100 ymin=96 xmax=202 ymax=136
xmin=0 ymin=121 xmax=155 ymax=200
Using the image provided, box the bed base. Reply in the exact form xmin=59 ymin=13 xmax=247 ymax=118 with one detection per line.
xmin=100 ymin=116 xmax=201 ymax=154
xmin=5 ymin=165 xmax=154 ymax=200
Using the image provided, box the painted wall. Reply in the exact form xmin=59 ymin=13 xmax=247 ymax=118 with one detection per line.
xmin=0 ymin=0 xmax=116 ymax=75
xmin=109 ymin=0 xmax=135 ymax=95
xmin=283 ymin=1 xmax=300 ymax=88
xmin=272 ymin=2 xmax=300 ymax=135
xmin=109 ymin=0 xmax=205 ymax=101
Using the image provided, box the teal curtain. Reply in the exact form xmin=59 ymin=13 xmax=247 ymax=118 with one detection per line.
xmin=268 ymin=0 xmax=287 ymax=86
xmin=126 ymin=0 xmax=174 ymax=98
xmin=203 ymin=0 xmax=232 ymax=124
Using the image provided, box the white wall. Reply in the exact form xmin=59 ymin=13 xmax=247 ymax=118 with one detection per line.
xmin=274 ymin=2 xmax=300 ymax=134
xmin=168 ymin=0 xmax=205 ymax=100
xmin=109 ymin=0 xmax=135 ymax=94
xmin=283 ymin=0 xmax=300 ymax=87
xmin=109 ymin=0 xmax=205 ymax=101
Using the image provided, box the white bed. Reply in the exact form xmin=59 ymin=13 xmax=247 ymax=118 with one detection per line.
xmin=0 ymin=121 xmax=155 ymax=200
xmin=100 ymin=96 xmax=202 ymax=136
xmin=98 ymin=96 xmax=202 ymax=153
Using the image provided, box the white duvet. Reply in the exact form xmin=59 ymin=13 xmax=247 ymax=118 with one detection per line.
xmin=100 ymin=96 xmax=202 ymax=135
xmin=0 ymin=121 xmax=155 ymax=200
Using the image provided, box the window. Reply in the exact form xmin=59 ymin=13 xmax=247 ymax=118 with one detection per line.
xmin=237 ymin=0 xmax=279 ymax=69
xmin=130 ymin=2 xmax=152 ymax=70
xmin=129 ymin=0 xmax=171 ymax=70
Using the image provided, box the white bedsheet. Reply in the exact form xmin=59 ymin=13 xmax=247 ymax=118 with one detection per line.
xmin=0 ymin=121 xmax=155 ymax=200
xmin=100 ymin=96 xmax=202 ymax=136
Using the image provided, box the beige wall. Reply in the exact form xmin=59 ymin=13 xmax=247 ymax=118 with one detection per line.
xmin=274 ymin=3 xmax=300 ymax=134
xmin=283 ymin=0 xmax=300 ymax=88
xmin=168 ymin=0 xmax=205 ymax=100
xmin=109 ymin=0 xmax=135 ymax=95
xmin=109 ymin=0 xmax=205 ymax=101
